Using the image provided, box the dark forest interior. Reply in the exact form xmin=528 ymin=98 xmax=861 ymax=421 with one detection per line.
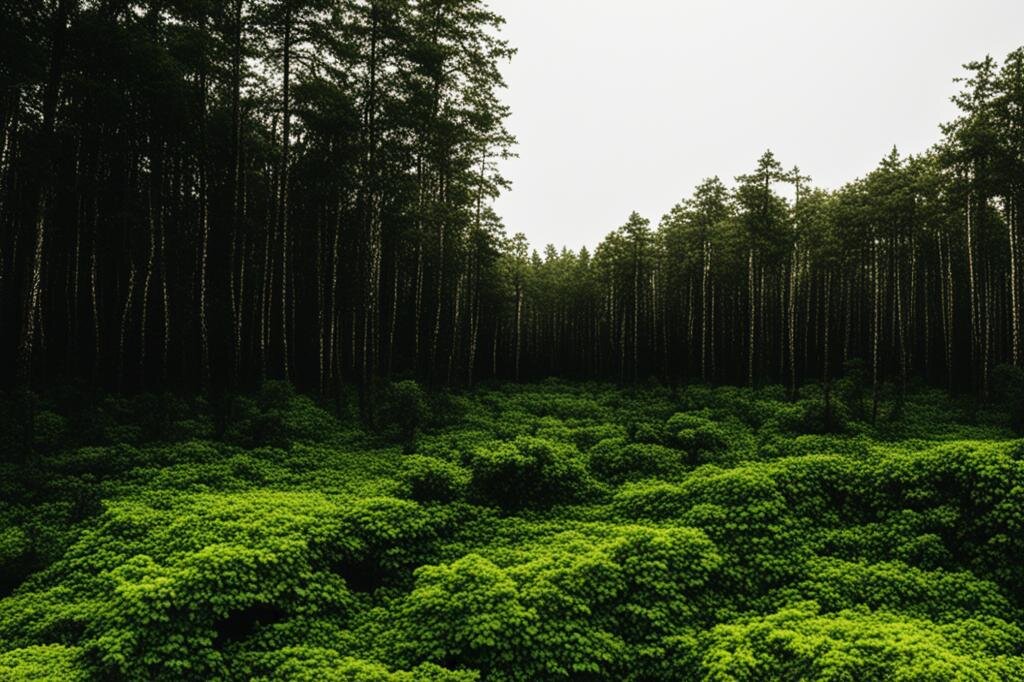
xmin=2 ymin=2 xmax=1024 ymax=399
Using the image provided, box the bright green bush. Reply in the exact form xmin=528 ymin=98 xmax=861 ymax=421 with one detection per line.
xmin=613 ymin=467 xmax=809 ymax=598
xmin=665 ymin=412 xmax=729 ymax=464
xmin=695 ymin=601 xmax=1024 ymax=681
xmin=568 ymin=423 xmax=628 ymax=452
xmin=0 ymin=644 xmax=90 ymax=681
xmin=631 ymin=421 xmax=668 ymax=445
xmin=791 ymin=558 xmax=1015 ymax=622
xmin=391 ymin=526 xmax=720 ymax=680
xmin=392 ymin=553 xmax=535 ymax=676
xmin=466 ymin=437 xmax=595 ymax=511
xmin=398 ymin=455 xmax=470 ymax=503
xmin=588 ymin=438 xmax=683 ymax=483
xmin=248 ymin=649 xmax=479 ymax=682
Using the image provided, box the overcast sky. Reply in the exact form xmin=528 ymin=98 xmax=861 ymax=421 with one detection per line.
xmin=488 ymin=0 xmax=1024 ymax=252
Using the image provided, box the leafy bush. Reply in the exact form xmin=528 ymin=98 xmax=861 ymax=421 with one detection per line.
xmin=224 ymin=382 xmax=340 ymax=448
xmin=665 ymin=412 xmax=729 ymax=464
xmin=791 ymin=558 xmax=1014 ymax=622
xmin=568 ymin=423 xmax=628 ymax=452
xmin=397 ymin=455 xmax=470 ymax=503
xmin=588 ymin=439 xmax=683 ymax=483
xmin=695 ymin=601 xmax=1024 ymax=680
xmin=0 ymin=645 xmax=89 ymax=681
xmin=391 ymin=526 xmax=720 ymax=680
xmin=466 ymin=437 xmax=595 ymax=511
xmin=248 ymin=649 xmax=478 ymax=682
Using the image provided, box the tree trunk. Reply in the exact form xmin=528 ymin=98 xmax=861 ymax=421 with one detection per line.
xmin=747 ymin=248 xmax=755 ymax=387
xmin=278 ymin=8 xmax=293 ymax=381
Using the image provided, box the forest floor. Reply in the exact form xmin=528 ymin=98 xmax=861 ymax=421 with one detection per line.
xmin=1 ymin=380 xmax=1023 ymax=680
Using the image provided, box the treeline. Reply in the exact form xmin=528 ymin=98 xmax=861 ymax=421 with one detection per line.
xmin=1 ymin=3 xmax=1022 ymax=398
xmin=512 ymin=51 xmax=1024 ymax=399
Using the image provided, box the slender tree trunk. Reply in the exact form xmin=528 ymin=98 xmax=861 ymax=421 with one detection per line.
xmin=701 ymin=240 xmax=709 ymax=382
xmin=198 ymin=66 xmax=211 ymax=388
xmin=632 ymin=248 xmax=639 ymax=383
xmin=823 ymin=271 xmax=833 ymax=430
xmin=872 ymin=233 xmax=881 ymax=422
xmin=118 ymin=262 xmax=136 ymax=389
xmin=966 ymin=191 xmax=979 ymax=384
xmin=91 ymin=231 xmax=101 ymax=381
xmin=431 ymin=211 xmax=445 ymax=373
xmin=447 ymin=271 xmax=463 ymax=386
xmin=226 ymin=0 xmax=245 ymax=385
xmin=747 ymin=249 xmax=755 ymax=387
xmin=514 ymin=280 xmax=523 ymax=381
xmin=388 ymin=259 xmax=399 ymax=374
xmin=139 ymin=151 xmax=158 ymax=383
xmin=159 ymin=188 xmax=169 ymax=382
xmin=788 ymin=246 xmax=797 ymax=398
xmin=945 ymin=232 xmax=955 ymax=389
xmin=1008 ymin=197 xmax=1021 ymax=366
xmin=278 ymin=8 xmax=293 ymax=381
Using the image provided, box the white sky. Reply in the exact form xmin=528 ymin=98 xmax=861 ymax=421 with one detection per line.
xmin=488 ymin=0 xmax=1024 ymax=252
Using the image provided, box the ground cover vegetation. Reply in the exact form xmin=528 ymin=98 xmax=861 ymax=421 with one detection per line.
xmin=1 ymin=379 xmax=1024 ymax=680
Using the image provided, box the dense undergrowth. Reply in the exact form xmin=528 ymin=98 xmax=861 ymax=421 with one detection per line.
xmin=1 ymin=378 xmax=1023 ymax=680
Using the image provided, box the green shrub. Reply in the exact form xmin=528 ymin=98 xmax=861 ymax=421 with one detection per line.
xmin=613 ymin=468 xmax=808 ymax=597
xmin=466 ymin=437 xmax=595 ymax=511
xmin=398 ymin=456 xmax=470 ymax=503
xmin=392 ymin=526 xmax=720 ymax=680
xmin=588 ymin=439 xmax=683 ymax=483
xmin=792 ymin=557 xmax=1014 ymax=622
xmin=249 ymin=649 xmax=478 ymax=682
xmin=665 ymin=412 xmax=729 ymax=464
xmin=695 ymin=601 xmax=1024 ymax=680
xmin=835 ymin=359 xmax=870 ymax=420
xmin=631 ymin=421 xmax=667 ymax=445
xmin=224 ymin=382 xmax=339 ymax=448
xmin=568 ymin=423 xmax=628 ymax=452
xmin=0 ymin=644 xmax=90 ymax=681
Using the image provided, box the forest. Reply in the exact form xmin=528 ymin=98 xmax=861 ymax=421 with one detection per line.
xmin=2 ymin=1 xmax=1024 ymax=399
xmin=2 ymin=0 xmax=1024 ymax=680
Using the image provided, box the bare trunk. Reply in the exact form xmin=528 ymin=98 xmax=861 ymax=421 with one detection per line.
xmin=1008 ymin=198 xmax=1020 ymax=366
xmin=872 ymin=234 xmax=880 ymax=423
xmin=966 ymin=191 xmax=978 ymax=382
xmin=787 ymin=247 xmax=798 ymax=397
xmin=198 ymin=71 xmax=211 ymax=388
xmin=118 ymin=263 xmax=136 ymax=389
xmin=278 ymin=10 xmax=292 ymax=381
xmin=514 ymin=281 xmax=523 ymax=381
xmin=747 ymin=249 xmax=755 ymax=387
xmin=139 ymin=160 xmax=158 ymax=382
